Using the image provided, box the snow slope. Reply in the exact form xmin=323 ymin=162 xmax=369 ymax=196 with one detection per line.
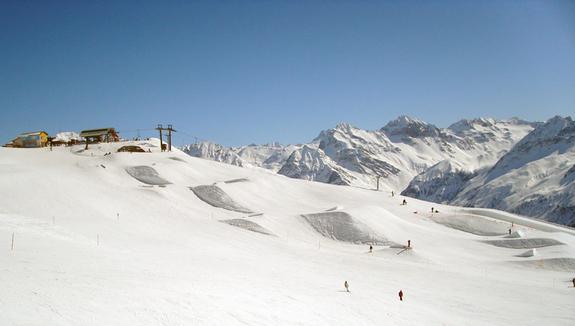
xmin=1 ymin=139 xmax=574 ymax=325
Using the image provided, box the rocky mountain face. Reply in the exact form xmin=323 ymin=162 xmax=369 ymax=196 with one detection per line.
xmin=404 ymin=116 xmax=575 ymax=226
xmin=279 ymin=116 xmax=534 ymax=190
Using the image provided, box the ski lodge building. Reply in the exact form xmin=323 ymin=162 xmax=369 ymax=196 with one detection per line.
xmin=5 ymin=131 xmax=49 ymax=148
xmin=80 ymin=128 xmax=120 ymax=149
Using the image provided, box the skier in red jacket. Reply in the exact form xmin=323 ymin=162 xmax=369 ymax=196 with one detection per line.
xmin=398 ymin=290 xmax=404 ymax=301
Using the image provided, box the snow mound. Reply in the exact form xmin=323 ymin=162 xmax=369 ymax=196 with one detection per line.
xmin=125 ymin=166 xmax=171 ymax=186
xmin=169 ymin=157 xmax=186 ymax=162
xmin=325 ymin=206 xmax=344 ymax=212
xmin=190 ymin=185 xmax=253 ymax=213
xmin=505 ymin=230 xmax=525 ymax=238
xmin=482 ymin=238 xmax=564 ymax=249
xmin=513 ymin=258 xmax=575 ymax=272
xmin=220 ymin=219 xmax=274 ymax=236
xmin=224 ymin=178 xmax=249 ymax=184
xmin=301 ymin=211 xmax=389 ymax=245
xmin=516 ymin=248 xmax=537 ymax=257
xmin=431 ymin=214 xmax=508 ymax=236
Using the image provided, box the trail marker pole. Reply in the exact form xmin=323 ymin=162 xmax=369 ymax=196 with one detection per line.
xmin=97 ymin=234 xmax=99 ymax=246
xmin=52 ymin=216 xmax=55 ymax=225
xmin=11 ymin=233 xmax=14 ymax=251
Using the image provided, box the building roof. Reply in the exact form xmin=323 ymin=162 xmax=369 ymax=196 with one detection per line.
xmin=19 ymin=131 xmax=47 ymax=137
xmin=80 ymin=128 xmax=116 ymax=138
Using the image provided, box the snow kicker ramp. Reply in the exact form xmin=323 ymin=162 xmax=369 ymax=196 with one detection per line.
xmin=220 ymin=219 xmax=274 ymax=236
xmin=125 ymin=166 xmax=171 ymax=186
xmin=482 ymin=238 xmax=564 ymax=249
xmin=431 ymin=214 xmax=508 ymax=236
xmin=301 ymin=211 xmax=390 ymax=245
xmin=190 ymin=185 xmax=253 ymax=213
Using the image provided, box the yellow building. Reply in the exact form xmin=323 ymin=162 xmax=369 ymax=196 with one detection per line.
xmin=13 ymin=131 xmax=49 ymax=148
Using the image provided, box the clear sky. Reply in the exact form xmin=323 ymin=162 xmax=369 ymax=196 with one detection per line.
xmin=1 ymin=0 xmax=574 ymax=147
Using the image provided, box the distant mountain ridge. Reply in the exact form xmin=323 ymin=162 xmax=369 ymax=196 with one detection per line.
xmin=403 ymin=116 xmax=575 ymax=226
xmin=182 ymin=115 xmax=535 ymax=190
xmin=180 ymin=115 xmax=575 ymax=226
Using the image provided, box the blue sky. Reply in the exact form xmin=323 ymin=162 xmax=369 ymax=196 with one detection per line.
xmin=1 ymin=0 xmax=574 ymax=146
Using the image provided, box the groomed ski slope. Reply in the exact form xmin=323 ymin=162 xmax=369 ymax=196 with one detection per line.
xmin=0 ymin=139 xmax=574 ymax=326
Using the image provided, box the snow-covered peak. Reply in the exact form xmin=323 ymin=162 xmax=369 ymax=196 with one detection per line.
xmin=519 ymin=115 xmax=573 ymax=144
xmin=448 ymin=118 xmax=497 ymax=134
xmin=53 ymin=131 xmax=82 ymax=142
xmin=381 ymin=115 xmax=440 ymax=138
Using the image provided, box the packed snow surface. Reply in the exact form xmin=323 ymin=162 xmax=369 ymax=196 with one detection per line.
xmin=1 ymin=139 xmax=574 ymax=325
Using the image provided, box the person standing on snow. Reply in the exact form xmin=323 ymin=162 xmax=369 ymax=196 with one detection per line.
xmin=398 ymin=290 xmax=404 ymax=301
xmin=402 ymin=199 xmax=407 ymax=205
xmin=572 ymin=277 xmax=575 ymax=288
xmin=369 ymin=245 xmax=373 ymax=253
xmin=344 ymin=281 xmax=350 ymax=292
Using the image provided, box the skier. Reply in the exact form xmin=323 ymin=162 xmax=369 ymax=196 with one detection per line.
xmin=398 ymin=290 xmax=404 ymax=301
xmin=407 ymin=240 xmax=411 ymax=248
xmin=572 ymin=277 xmax=575 ymax=288
xmin=431 ymin=207 xmax=434 ymax=213
xmin=344 ymin=281 xmax=350 ymax=292
xmin=402 ymin=199 xmax=407 ymax=205
xmin=369 ymin=245 xmax=373 ymax=253
xmin=508 ymin=229 xmax=512 ymax=235
xmin=391 ymin=191 xmax=394 ymax=197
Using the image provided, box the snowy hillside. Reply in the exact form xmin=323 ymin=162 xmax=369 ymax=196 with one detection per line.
xmin=1 ymin=139 xmax=574 ymax=325
xmin=182 ymin=116 xmax=534 ymax=192
xmin=405 ymin=116 xmax=575 ymax=226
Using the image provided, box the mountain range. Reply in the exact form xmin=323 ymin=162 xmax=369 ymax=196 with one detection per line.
xmin=182 ymin=115 xmax=575 ymax=226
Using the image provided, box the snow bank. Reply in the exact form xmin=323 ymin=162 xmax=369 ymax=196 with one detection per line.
xmin=514 ymin=258 xmax=575 ymax=272
xmin=506 ymin=230 xmax=525 ymax=239
xmin=482 ymin=238 xmax=564 ymax=249
xmin=516 ymin=248 xmax=537 ymax=257
xmin=224 ymin=178 xmax=249 ymax=184
xmin=301 ymin=211 xmax=389 ymax=245
xmin=220 ymin=219 xmax=274 ymax=236
xmin=125 ymin=166 xmax=171 ymax=186
xmin=431 ymin=214 xmax=508 ymax=236
xmin=190 ymin=185 xmax=253 ymax=213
